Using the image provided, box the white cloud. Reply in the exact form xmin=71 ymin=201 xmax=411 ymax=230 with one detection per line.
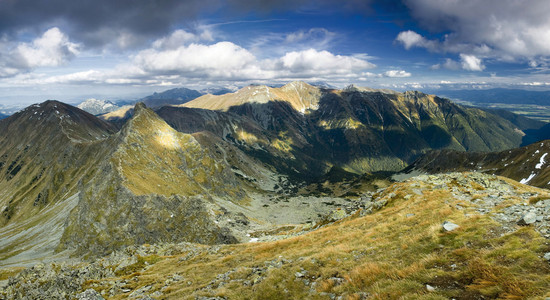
xmin=0 ymin=28 xmax=380 ymax=90
xmin=133 ymin=42 xmax=259 ymax=79
xmin=395 ymin=30 xmax=438 ymax=52
xmin=443 ymin=58 xmax=461 ymax=70
xmin=432 ymin=58 xmax=461 ymax=71
xmin=15 ymin=27 xmax=79 ymax=68
xmin=37 ymin=41 xmax=377 ymax=86
xmin=151 ymin=29 xmax=214 ymax=50
xmin=285 ymin=28 xmax=335 ymax=45
xmin=401 ymin=0 xmax=550 ymax=62
xmin=383 ymin=70 xmax=411 ymax=78
xmin=277 ymin=49 xmax=375 ymax=75
xmin=460 ymin=54 xmax=485 ymax=71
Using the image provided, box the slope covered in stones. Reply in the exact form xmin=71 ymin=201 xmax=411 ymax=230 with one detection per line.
xmin=404 ymin=139 xmax=550 ymax=189
xmin=3 ymin=172 xmax=550 ymax=299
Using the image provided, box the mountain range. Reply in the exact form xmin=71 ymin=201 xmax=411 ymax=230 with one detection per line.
xmin=1 ymin=82 xmax=550 ymax=298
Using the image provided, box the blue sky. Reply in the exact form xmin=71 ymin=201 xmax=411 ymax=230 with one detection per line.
xmin=0 ymin=0 xmax=549 ymax=107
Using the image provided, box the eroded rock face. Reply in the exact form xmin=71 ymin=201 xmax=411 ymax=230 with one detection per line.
xmin=58 ymin=159 xmax=238 ymax=258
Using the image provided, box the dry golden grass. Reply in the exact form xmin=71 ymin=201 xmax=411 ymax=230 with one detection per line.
xmin=51 ymin=175 xmax=550 ymax=299
xmin=0 ymin=267 xmax=24 ymax=281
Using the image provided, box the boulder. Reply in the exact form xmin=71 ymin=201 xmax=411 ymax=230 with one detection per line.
xmin=442 ymin=221 xmax=460 ymax=232
xmin=518 ymin=212 xmax=537 ymax=225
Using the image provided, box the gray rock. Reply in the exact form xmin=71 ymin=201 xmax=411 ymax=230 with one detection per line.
xmin=426 ymin=284 xmax=436 ymax=292
xmin=442 ymin=221 xmax=460 ymax=232
xmin=544 ymin=252 xmax=550 ymax=261
xmin=76 ymin=289 xmax=105 ymax=300
xmin=295 ymin=271 xmax=306 ymax=278
xmin=518 ymin=212 xmax=537 ymax=225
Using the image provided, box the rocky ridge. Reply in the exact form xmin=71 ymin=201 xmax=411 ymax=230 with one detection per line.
xmin=177 ymin=81 xmax=539 ymax=175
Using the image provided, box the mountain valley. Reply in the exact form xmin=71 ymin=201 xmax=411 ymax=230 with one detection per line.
xmin=1 ymin=83 xmax=550 ymax=299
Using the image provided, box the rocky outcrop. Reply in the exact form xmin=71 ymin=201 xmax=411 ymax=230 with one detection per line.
xmin=58 ymin=166 xmax=237 ymax=257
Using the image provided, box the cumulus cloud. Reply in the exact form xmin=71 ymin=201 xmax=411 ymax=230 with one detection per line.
xmin=133 ymin=42 xmax=259 ymax=79
xmin=431 ymin=58 xmax=461 ymax=71
xmin=395 ymin=30 xmax=438 ymax=52
xmin=0 ymin=27 xmax=79 ymax=77
xmin=151 ymin=29 xmax=214 ymax=50
xmin=400 ymin=0 xmax=550 ymax=61
xmin=459 ymin=54 xmax=485 ymax=71
xmin=383 ymin=70 xmax=411 ymax=77
xmin=39 ymin=38 xmax=371 ymax=85
xmin=14 ymin=27 xmax=79 ymax=68
xmin=276 ymin=49 xmax=375 ymax=75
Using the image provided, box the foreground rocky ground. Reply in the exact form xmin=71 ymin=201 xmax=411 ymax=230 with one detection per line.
xmin=2 ymin=172 xmax=550 ymax=299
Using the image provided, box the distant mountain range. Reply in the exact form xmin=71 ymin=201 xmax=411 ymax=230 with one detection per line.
xmin=76 ymin=88 xmax=204 ymax=115
xmin=76 ymin=98 xmax=120 ymax=115
xmin=139 ymin=87 xmax=202 ymax=108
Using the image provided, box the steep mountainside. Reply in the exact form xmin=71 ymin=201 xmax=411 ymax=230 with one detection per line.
xmin=0 ymin=101 xmax=116 ymax=226
xmin=179 ymin=81 xmax=537 ymax=174
xmin=403 ymin=139 xmax=550 ymax=189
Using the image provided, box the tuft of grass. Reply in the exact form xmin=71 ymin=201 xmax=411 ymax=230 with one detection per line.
xmin=528 ymin=195 xmax=550 ymax=205
xmin=114 ymin=255 xmax=164 ymax=276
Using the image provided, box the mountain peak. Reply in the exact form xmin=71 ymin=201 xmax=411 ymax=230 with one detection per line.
xmin=133 ymin=102 xmax=147 ymax=113
xmin=343 ymin=84 xmax=399 ymax=94
xmin=183 ymin=81 xmax=322 ymax=113
xmin=9 ymin=100 xmax=115 ymax=143
xmin=281 ymin=80 xmax=313 ymax=89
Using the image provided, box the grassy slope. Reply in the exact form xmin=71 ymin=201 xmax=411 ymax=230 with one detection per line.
xmin=74 ymin=173 xmax=550 ymax=299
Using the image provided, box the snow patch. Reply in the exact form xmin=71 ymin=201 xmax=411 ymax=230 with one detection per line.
xmin=536 ymin=153 xmax=548 ymax=169
xmin=520 ymin=172 xmax=536 ymax=184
